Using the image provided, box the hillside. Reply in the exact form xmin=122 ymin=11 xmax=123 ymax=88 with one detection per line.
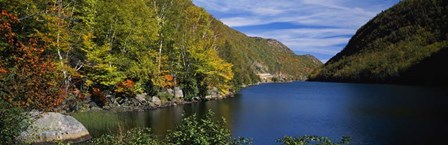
xmin=0 ymin=0 xmax=321 ymax=111
xmin=212 ymin=19 xmax=322 ymax=85
xmin=310 ymin=0 xmax=448 ymax=85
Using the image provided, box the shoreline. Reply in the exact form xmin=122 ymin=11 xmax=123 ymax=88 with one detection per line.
xmin=72 ymin=92 xmax=236 ymax=114
xmin=72 ymin=80 xmax=303 ymax=114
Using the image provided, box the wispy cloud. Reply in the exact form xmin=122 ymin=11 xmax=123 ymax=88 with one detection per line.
xmin=193 ymin=0 xmax=399 ymax=62
xmin=219 ymin=17 xmax=264 ymax=27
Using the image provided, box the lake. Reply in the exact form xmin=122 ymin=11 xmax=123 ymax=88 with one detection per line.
xmin=74 ymin=82 xmax=448 ymax=145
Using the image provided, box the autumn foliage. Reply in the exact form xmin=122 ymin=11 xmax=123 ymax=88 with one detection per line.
xmin=162 ymin=75 xmax=175 ymax=88
xmin=91 ymin=87 xmax=108 ymax=107
xmin=0 ymin=10 xmax=66 ymax=111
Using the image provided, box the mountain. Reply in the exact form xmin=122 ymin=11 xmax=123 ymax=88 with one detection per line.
xmin=0 ymin=0 xmax=321 ymax=109
xmin=212 ymin=19 xmax=322 ymax=85
xmin=309 ymin=0 xmax=448 ymax=85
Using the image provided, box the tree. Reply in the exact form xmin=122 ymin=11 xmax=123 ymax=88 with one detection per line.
xmin=177 ymin=5 xmax=234 ymax=98
xmin=0 ymin=9 xmax=66 ymax=111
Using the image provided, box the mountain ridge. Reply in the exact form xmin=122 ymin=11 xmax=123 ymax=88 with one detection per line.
xmin=310 ymin=0 xmax=448 ymax=85
xmin=210 ymin=17 xmax=322 ymax=85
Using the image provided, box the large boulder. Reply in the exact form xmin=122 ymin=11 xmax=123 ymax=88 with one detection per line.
xmin=17 ymin=112 xmax=91 ymax=144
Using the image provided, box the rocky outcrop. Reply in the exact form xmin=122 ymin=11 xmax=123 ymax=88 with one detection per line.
xmin=167 ymin=87 xmax=184 ymax=98
xmin=205 ymin=87 xmax=225 ymax=100
xmin=151 ymin=96 xmax=162 ymax=106
xmin=17 ymin=112 xmax=91 ymax=144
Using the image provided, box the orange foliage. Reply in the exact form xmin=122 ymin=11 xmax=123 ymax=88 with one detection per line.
xmin=91 ymin=87 xmax=108 ymax=107
xmin=0 ymin=10 xmax=17 ymax=46
xmin=0 ymin=10 xmax=66 ymax=111
xmin=161 ymin=75 xmax=175 ymax=88
xmin=115 ymin=79 xmax=136 ymax=96
xmin=0 ymin=68 xmax=6 ymax=73
xmin=165 ymin=75 xmax=174 ymax=81
xmin=0 ymin=61 xmax=6 ymax=75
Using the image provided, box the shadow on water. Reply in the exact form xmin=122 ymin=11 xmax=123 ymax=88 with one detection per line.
xmin=73 ymin=95 xmax=242 ymax=138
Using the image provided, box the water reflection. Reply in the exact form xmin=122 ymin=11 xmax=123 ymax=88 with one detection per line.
xmin=74 ymin=97 xmax=238 ymax=138
xmin=74 ymin=82 xmax=448 ymax=145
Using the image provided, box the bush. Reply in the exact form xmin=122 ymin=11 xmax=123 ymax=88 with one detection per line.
xmin=89 ymin=111 xmax=252 ymax=145
xmin=89 ymin=128 xmax=161 ymax=145
xmin=166 ymin=110 xmax=252 ymax=145
xmin=0 ymin=99 xmax=30 ymax=144
xmin=166 ymin=111 xmax=230 ymax=145
xmin=277 ymin=135 xmax=351 ymax=145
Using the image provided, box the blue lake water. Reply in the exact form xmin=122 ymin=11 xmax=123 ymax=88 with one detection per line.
xmin=75 ymin=82 xmax=448 ymax=145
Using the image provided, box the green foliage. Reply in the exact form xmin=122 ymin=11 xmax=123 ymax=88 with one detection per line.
xmin=1 ymin=0 xmax=322 ymax=110
xmin=0 ymin=99 xmax=30 ymax=144
xmin=88 ymin=111 xmax=253 ymax=145
xmin=277 ymin=135 xmax=351 ymax=145
xmin=89 ymin=128 xmax=162 ymax=145
xmin=311 ymin=0 xmax=448 ymax=85
xmin=213 ymin=24 xmax=322 ymax=86
xmin=166 ymin=111 xmax=233 ymax=145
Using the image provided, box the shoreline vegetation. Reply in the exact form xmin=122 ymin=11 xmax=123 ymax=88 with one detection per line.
xmin=84 ymin=111 xmax=350 ymax=145
xmin=1 ymin=0 xmax=320 ymax=142
xmin=1 ymin=0 xmax=320 ymax=114
xmin=9 ymin=0 xmax=447 ymax=144
xmin=74 ymin=79 xmax=295 ymax=113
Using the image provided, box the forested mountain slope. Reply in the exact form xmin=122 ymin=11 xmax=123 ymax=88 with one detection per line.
xmin=0 ymin=0 xmax=320 ymax=110
xmin=310 ymin=0 xmax=448 ymax=85
xmin=213 ymin=19 xmax=322 ymax=85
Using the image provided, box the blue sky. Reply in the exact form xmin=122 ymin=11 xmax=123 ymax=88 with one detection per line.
xmin=192 ymin=0 xmax=400 ymax=63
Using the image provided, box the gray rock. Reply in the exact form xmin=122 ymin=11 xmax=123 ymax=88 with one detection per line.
xmin=89 ymin=102 xmax=99 ymax=108
xmin=136 ymin=93 xmax=147 ymax=103
xmin=18 ymin=112 xmax=91 ymax=144
xmin=208 ymin=87 xmax=220 ymax=99
xmin=116 ymin=97 xmax=125 ymax=105
xmin=174 ymin=87 xmax=184 ymax=98
xmin=130 ymin=98 xmax=140 ymax=106
xmin=151 ymin=96 xmax=162 ymax=106
xmin=167 ymin=89 xmax=174 ymax=96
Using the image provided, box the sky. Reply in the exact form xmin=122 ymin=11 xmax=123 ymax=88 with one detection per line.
xmin=192 ymin=0 xmax=400 ymax=63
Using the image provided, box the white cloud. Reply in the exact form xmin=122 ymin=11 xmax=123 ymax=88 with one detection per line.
xmin=257 ymin=28 xmax=355 ymax=39
xmin=220 ymin=17 xmax=264 ymax=27
xmin=194 ymin=0 xmax=381 ymax=28
xmin=247 ymin=28 xmax=353 ymax=55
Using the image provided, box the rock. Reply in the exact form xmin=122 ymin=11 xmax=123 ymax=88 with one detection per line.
xmin=130 ymin=98 xmax=140 ymax=106
xmin=206 ymin=87 xmax=219 ymax=99
xmin=136 ymin=93 xmax=147 ymax=103
xmin=18 ymin=112 xmax=91 ymax=144
xmin=116 ymin=97 xmax=125 ymax=105
xmin=174 ymin=87 xmax=184 ymax=98
xmin=151 ymin=96 xmax=162 ymax=106
xmin=193 ymin=97 xmax=201 ymax=101
xmin=167 ymin=89 xmax=174 ymax=96
xmin=89 ymin=102 xmax=99 ymax=108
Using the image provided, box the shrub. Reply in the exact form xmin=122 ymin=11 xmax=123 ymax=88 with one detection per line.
xmin=166 ymin=110 xmax=251 ymax=145
xmin=0 ymin=99 xmax=30 ymax=144
xmin=89 ymin=111 xmax=252 ymax=145
xmin=277 ymin=135 xmax=351 ymax=145
xmin=89 ymin=128 xmax=161 ymax=145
